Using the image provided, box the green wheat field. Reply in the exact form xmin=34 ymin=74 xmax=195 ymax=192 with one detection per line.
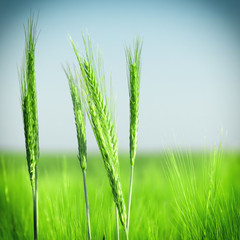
xmin=0 ymin=150 xmax=239 ymax=239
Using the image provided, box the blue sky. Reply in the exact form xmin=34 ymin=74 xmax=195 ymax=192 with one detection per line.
xmin=0 ymin=0 xmax=240 ymax=151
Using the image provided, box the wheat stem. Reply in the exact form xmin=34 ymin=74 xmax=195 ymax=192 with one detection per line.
xmin=126 ymin=165 xmax=134 ymax=231
xmin=124 ymin=228 xmax=129 ymax=240
xmin=32 ymin=165 xmax=38 ymax=240
xmin=82 ymin=170 xmax=91 ymax=240
xmin=115 ymin=205 xmax=119 ymax=240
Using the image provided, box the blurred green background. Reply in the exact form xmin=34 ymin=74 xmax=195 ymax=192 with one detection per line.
xmin=1 ymin=151 xmax=240 ymax=239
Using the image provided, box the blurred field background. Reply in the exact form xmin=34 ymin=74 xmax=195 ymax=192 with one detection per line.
xmin=1 ymin=151 xmax=239 ymax=239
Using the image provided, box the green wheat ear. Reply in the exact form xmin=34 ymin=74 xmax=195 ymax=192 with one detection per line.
xmin=20 ymin=15 xmax=40 ymax=188
xmin=64 ymin=66 xmax=87 ymax=170
xmin=126 ymin=38 xmax=142 ymax=166
xmin=19 ymin=14 xmax=40 ymax=240
xmin=70 ymin=35 xmax=127 ymax=230
xmin=64 ymin=65 xmax=91 ymax=239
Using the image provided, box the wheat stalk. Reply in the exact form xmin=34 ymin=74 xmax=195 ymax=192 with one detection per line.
xmin=63 ymin=66 xmax=91 ymax=239
xmin=126 ymin=38 xmax=142 ymax=235
xmin=19 ymin=15 xmax=40 ymax=240
xmin=70 ymin=36 xmax=127 ymax=235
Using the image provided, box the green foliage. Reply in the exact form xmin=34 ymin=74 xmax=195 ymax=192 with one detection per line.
xmin=166 ymin=148 xmax=240 ymax=239
xmin=64 ymin=66 xmax=87 ymax=170
xmin=19 ymin=15 xmax=39 ymax=187
xmin=0 ymin=152 xmax=239 ymax=239
xmin=126 ymin=39 xmax=142 ymax=166
xmin=70 ymin=36 xmax=127 ymax=229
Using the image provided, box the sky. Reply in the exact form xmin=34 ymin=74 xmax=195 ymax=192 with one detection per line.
xmin=0 ymin=0 xmax=240 ymax=152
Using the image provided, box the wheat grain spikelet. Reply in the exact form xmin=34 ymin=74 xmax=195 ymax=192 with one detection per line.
xmin=126 ymin=39 xmax=142 ymax=166
xmin=64 ymin=66 xmax=87 ymax=170
xmin=20 ymin=15 xmax=40 ymax=187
